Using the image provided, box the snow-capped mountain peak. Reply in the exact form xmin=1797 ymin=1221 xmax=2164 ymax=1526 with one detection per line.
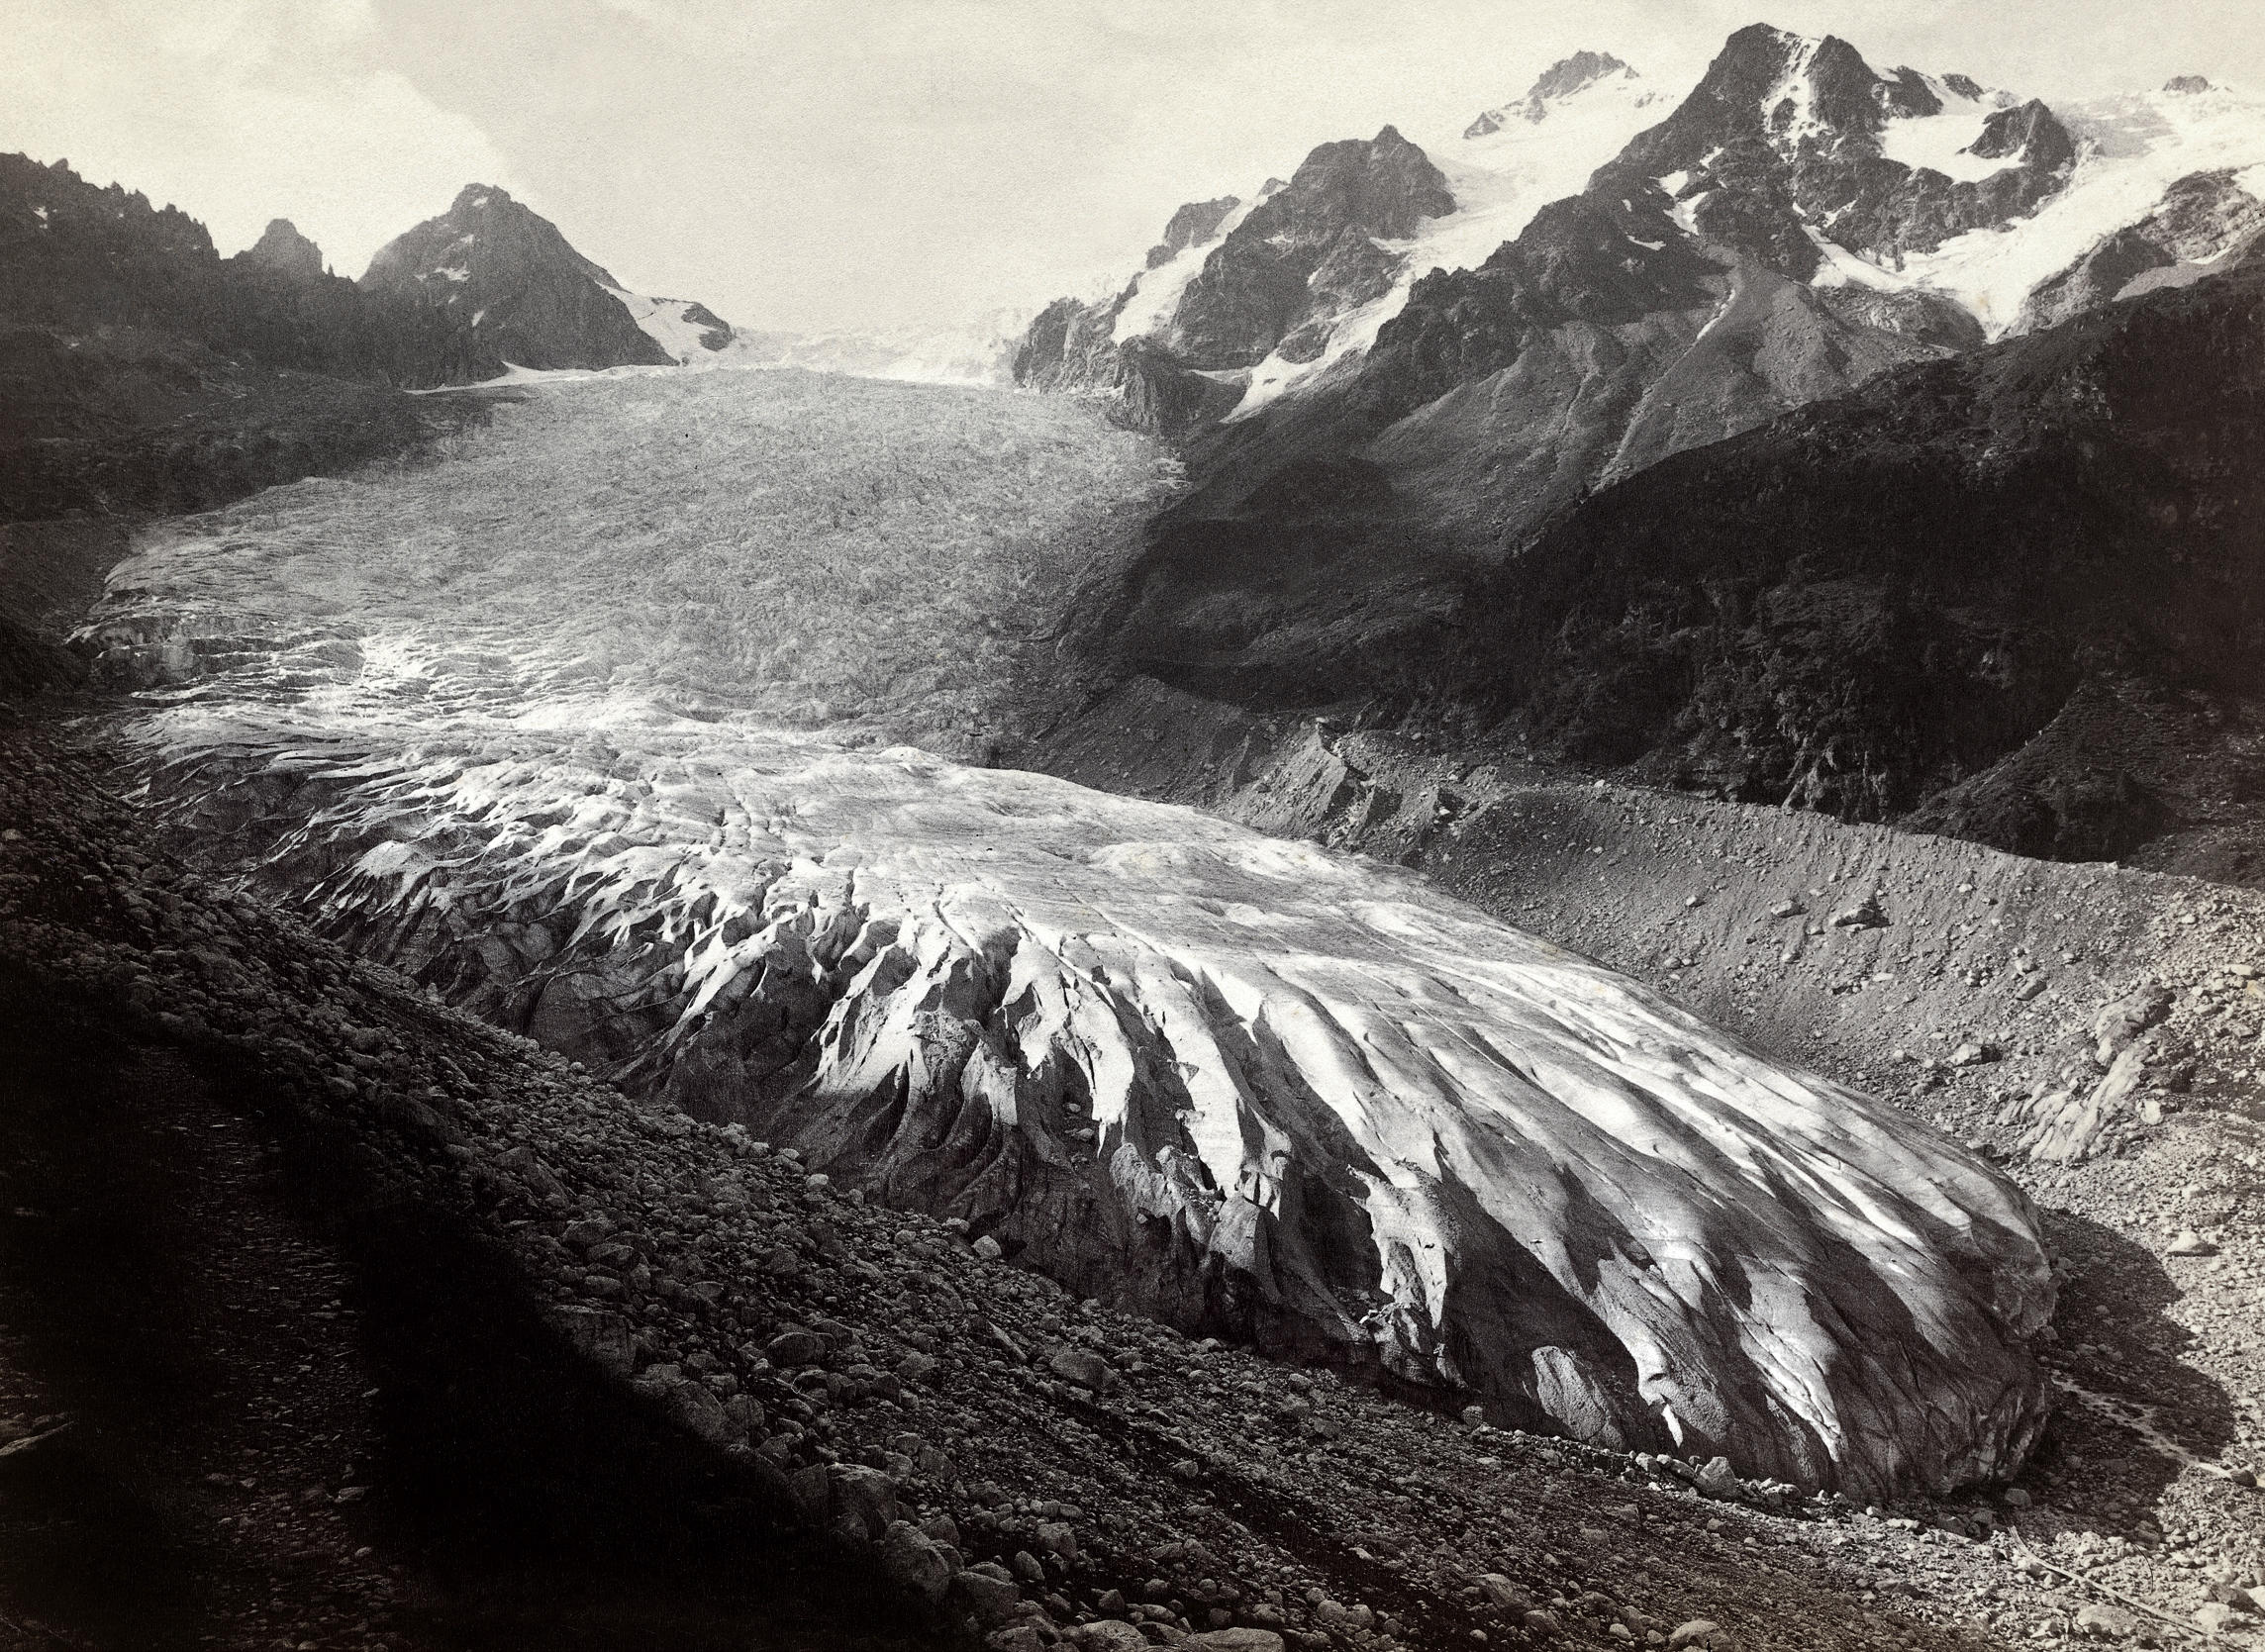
xmin=1463 ymin=49 xmax=1643 ymax=138
xmin=1227 ymin=55 xmax=1667 ymax=413
xmin=360 ymin=183 xmax=734 ymax=376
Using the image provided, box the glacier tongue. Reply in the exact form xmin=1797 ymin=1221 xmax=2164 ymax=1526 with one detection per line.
xmin=82 ymin=374 xmax=2052 ymax=1497
xmin=128 ymin=687 xmax=2054 ymax=1496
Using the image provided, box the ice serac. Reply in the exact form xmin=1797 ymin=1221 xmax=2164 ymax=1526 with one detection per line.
xmin=358 ymin=184 xmax=731 ymax=379
xmin=86 ymin=468 xmax=2054 ymax=1494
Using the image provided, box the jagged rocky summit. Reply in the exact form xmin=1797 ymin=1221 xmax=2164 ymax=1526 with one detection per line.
xmin=81 ymin=458 xmax=2057 ymax=1496
xmin=240 ymin=217 xmax=326 ymax=281
xmin=1465 ymin=49 xmax=1638 ymax=137
xmin=359 ymin=183 xmax=735 ymax=377
xmin=1015 ymin=29 xmax=2265 ymax=448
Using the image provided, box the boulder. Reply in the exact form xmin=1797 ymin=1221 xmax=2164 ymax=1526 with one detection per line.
xmin=827 ymin=1463 xmax=897 ymax=1537
xmin=2075 ymin=1602 xmax=2139 ymax=1639
xmin=878 ymin=1519 xmax=951 ymax=1604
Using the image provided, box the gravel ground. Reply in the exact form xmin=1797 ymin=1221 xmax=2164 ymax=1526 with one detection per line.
xmin=1032 ymin=677 xmax=2265 ymax=1647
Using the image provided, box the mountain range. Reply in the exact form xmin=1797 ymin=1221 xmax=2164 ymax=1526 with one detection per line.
xmin=0 ymin=155 xmax=741 ymax=530
xmin=1017 ymin=25 xmax=2265 ymax=881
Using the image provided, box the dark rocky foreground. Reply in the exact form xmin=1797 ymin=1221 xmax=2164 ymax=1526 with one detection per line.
xmin=2 ymin=723 xmax=2163 ymax=1652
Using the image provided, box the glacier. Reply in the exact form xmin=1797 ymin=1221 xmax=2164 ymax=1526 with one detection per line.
xmin=76 ymin=368 xmax=2055 ymax=1496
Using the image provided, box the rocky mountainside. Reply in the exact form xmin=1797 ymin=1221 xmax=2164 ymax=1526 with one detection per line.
xmin=359 ymin=183 xmax=735 ymax=377
xmin=1012 ymin=50 xmax=1673 ymax=433
xmin=1423 ymin=259 xmax=2265 ymax=879
xmin=0 ymin=153 xmax=448 ymax=386
xmin=1027 ymin=29 xmax=2265 ymax=879
xmin=1012 ymin=117 xmax=1470 ymax=443
xmin=0 ymin=153 xmax=478 ymax=527
xmin=238 ymin=217 xmax=326 ymax=281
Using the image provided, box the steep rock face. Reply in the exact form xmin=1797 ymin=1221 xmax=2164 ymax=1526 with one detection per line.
xmin=240 ymin=218 xmax=325 ymax=281
xmin=360 ymin=184 xmax=730 ymax=378
xmin=1438 ymin=266 xmax=2265 ymax=846
xmin=1166 ymin=128 xmax=1454 ymax=370
xmin=1011 ymin=291 xmax=1130 ymax=393
xmin=73 ymin=415 xmax=2056 ymax=1498
xmin=1147 ymin=196 xmax=1240 ymax=268
xmin=2019 ymin=168 xmax=2265 ymax=331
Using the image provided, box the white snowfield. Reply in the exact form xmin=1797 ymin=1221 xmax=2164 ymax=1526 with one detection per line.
xmin=1867 ymin=79 xmax=2265 ymax=332
xmin=1105 ymin=64 xmax=1670 ymax=420
xmin=1094 ymin=45 xmax=2265 ymax=417
xmin=602 ymin=284 xmax=732 ymax=362
xmin=83 ymin=371 xmax=2053 ymax=1495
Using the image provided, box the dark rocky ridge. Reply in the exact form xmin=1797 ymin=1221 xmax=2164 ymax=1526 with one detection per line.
xmin=1148 ymin=197 xmax=1240 ymax=269
xmin=2 ymin=153 xmax=456 ymax=388
xmin=240 ymin=216 xmax=326 ymax=281
xmin=359 ymin=183 xmax=717 ymax=378
xmin=1429 ymin=262 xmax=2265 ymax=877
xmin=0 ymin=155 xmax=487 ymax=532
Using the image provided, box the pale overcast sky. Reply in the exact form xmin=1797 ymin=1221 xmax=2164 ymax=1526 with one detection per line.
xmin=4 ymin=0 xmax=2262 ymax=335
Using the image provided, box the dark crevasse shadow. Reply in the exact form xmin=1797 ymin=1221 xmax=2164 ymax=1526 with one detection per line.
xmin=2013 ymin=1207 xmax=2238 ymax=1537
xmin=0 ymin=1005 xmax=947 ymax=1652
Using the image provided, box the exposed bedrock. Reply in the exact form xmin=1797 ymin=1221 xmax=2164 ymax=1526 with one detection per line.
xmin=130 ymin=713 xmax=2056 ymax=1499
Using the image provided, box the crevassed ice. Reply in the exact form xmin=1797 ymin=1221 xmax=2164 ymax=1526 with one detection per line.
xmin=85 ymin=370 xmax=2053 ymax=1494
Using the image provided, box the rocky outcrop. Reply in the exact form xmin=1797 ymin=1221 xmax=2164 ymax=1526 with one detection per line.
xmin=82 ymin=443 xmax=2059 ymax=1493
xmin=360 ymin=184 xmax=731 ymax=379
xmin=1465 ymin=51 xmax=1637 ymax=137
xmin=240 ymin=217 xmax=325 ymax=281
xmin=2020 ymin=168 xmax=2265 ymax=331
xmin=1148 ymin=197 xmax=1240 ymax=269
xmin=1011 ymin=290 xmax=1132 ymax=393
xmin=1166 ymin=128 xmax=1453 ymax=370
